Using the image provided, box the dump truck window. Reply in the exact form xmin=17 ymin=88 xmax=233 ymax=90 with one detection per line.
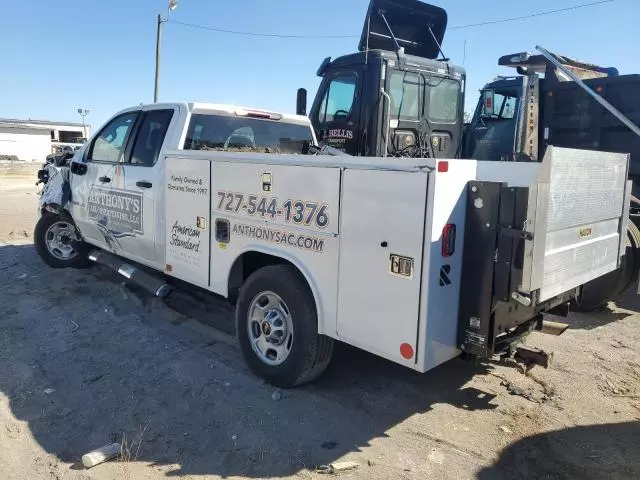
xmin=389 ymin=71 xmax=422 ymax=121
xmin=488 ymin=94 xmax=517 ymax=120
xmin=184 ymin=114 xmax=313 ymax=154
xmin=428 ymin=78 xmax=460 ymax=123
xmin=318 ymin=74 xmax=357 ymax=122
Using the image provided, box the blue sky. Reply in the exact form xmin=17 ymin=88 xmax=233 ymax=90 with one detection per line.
xmin=1 ymin=0 xmax=637 ymax=130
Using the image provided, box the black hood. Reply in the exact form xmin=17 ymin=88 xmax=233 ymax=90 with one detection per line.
xmin=358 ymin=0 xmax=447 ymax=59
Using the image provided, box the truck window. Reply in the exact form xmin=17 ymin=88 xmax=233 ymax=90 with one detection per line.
xmin=487 ymin=93 xmax=517 ymax=120
xmin=183 ymin=114 xmax=313 ymax=154
xmin=389 ymin=71 xmax=422 ymax=121
xmin=427 ymin=77 xmax=460 ymax=123
xmin=88 ymin=112 xmax=137 ymax=162
xmin=130 ymin=110 xmax=174 ymax=166
xmin=318 ymin=74 xmax=357 ymax=122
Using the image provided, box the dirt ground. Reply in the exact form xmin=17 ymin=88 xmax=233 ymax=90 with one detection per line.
xmin=1 ymin=167 xmax=639 ymax=480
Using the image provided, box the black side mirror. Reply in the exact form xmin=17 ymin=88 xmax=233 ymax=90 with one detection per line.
xmin=296 ymin=88 xmax=308 ymax=116
xmin=70 ymin=161 xmax=87 ymax=175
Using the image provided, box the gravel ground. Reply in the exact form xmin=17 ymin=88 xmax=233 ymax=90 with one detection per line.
xmin=0 ymin=170 xmax=639 ymax=480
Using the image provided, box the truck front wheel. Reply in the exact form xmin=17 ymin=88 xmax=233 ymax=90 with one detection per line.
xmin=235 ymin=265 xmax=334 ymax=388
xmin=34 ymin=213 xmax=89 ymax=269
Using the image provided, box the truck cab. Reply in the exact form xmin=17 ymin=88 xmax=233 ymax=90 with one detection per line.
xmin=61 ymin=103 xmax=315 ymax=271
xmin=303 ymin=0 xmax=465 ymax=159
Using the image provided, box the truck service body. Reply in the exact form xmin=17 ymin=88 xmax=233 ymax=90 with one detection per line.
xmin=35 ymin=100 xmax=631 ymax=386
xmin=33 ymin=0 xmax=638 ymax=386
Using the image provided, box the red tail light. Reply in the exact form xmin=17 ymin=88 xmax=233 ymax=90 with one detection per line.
xmin=442 ymin=224 xmax=456 ymax=257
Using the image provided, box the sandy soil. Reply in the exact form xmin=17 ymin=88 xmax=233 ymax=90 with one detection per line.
xmin=0 ymin=171 xmax=639 ymax=480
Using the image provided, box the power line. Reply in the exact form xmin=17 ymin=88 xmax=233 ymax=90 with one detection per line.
xmin=167 ymin=0 xmax=614 ymax=39
xmin=168 ymin=19 xmax=356 ymax=39
xmin=450 ymin=0 xmax=613 ymax=29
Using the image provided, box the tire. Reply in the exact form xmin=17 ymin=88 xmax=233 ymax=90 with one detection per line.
xmin=235 ymin=264 xmax=334 ymax=388
xmin=34 ymin=213 xmax=90 ymax=269
xmin=572 ymin=220 xmax=640 ymax=312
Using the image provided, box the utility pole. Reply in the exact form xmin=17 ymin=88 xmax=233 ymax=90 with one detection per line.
xmin=154 ymin=0 xmax=178 ymax=103
xmin=77 ymin=108 xmax=89 ymax=140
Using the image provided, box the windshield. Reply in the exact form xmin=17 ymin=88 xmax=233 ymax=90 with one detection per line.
xmin=388 ymin=71 xmax=461 ymax=124
xmin=428 ymin=77 xmax=460 ymax=123
xmin=184 ymin=114 xmax=313 ymax=154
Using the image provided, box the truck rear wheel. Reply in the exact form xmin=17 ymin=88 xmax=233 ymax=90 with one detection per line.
xmin=34 ymin=213 xmax=89 ymax=269
xmin=573 ymin=220 xmax=640 ymax=311
xmin=235 ymin=264 xmax=334 ymax=388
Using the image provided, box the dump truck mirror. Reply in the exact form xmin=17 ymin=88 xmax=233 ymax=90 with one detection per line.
xmin=482 ymin=89 xmax=495 ymax=117
xmin=296 ymin=88 xmax=308 ymax=116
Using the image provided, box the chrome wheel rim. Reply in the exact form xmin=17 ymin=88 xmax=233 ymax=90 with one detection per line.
xmin=45 ymin=221 xmax=78 ymax=260
xmin=247 ymin=291 xmax=294 ymax=366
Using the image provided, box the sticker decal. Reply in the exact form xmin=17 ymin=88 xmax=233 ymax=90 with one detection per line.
xmin=215 ymin=190 xmax=329 ymax=229
xmin=579 ymin=226 xmax=593 ymax=239
xmin=88 ymin=187 xmax=143 ymax=234
xmin=439 ymin=264 xmax=452 ymax=286
xmin=88 ymin=187 xmax=143 ymax=251
xmin=231 ymin=223 xmax=325 ymax=253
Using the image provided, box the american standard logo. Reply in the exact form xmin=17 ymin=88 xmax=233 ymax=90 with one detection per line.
xmin=88 ymin=188 xmax=143 ymax=234
xmin=232 ymin=223 xmax=325 ymax=253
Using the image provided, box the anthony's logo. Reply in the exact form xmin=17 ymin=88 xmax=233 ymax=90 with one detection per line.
xmin=88 ymin=187 xmax=143 ymax=234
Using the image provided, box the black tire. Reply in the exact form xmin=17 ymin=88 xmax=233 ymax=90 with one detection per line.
xmin=572 ymin=220 xmax=640 ymax=312
xmin=235 ymin=264 xmax=334 ymax=388
xmin=34 ymin=213 xmax=90 ymax=269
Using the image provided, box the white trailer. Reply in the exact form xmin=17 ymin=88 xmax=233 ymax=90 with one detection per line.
xmin=34 ymin=103 xmax=631 ymax=387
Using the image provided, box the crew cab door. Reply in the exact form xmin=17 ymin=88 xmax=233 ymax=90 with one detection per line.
xmin=310 ymin=67 xmax=363 ymax=155
xmin=115 ymin=106 xmax=175 ymax=262
xmin=70 ymin=109 xmax=141 ymax=252
xmin=71 ymin=107 xmax=174 ymax=264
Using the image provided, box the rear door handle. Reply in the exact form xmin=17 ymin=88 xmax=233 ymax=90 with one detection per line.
xmin=99 ymin=176 xmax=111 ymax=183
xmin=136 ymin=180 xmax=152 ymax=189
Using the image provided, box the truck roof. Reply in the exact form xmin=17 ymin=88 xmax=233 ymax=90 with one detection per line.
xmin=131 ymin=102 xmax=311 ymax=128
xmin=320 ymin=49 xmax=465 ymax=79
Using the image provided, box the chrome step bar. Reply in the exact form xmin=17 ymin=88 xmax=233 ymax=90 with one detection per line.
xmin=88 ymin=250 xmax=172 ymax=298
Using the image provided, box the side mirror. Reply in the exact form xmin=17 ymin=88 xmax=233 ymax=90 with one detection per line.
xmin=296 ymin=88 xmax=308 ymax=116
xmin=481 ymin=89 xmax=495 ymax=117
xmin=70 ymin=161 xmax=87 ymax=176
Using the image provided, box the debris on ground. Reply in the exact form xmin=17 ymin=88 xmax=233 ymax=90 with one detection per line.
xmin=316 ymin=461 xmax=359 ymax=474
xmin=272 ymin=390 xmax=282 ymax=401
xmin=81 ymin=442 xmax=121 ymax=468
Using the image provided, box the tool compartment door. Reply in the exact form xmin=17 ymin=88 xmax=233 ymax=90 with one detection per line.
xmin=522 ymin=147 xmax=630 ymax=301
xmin=337 ymin=168 xmax=428 ymax=366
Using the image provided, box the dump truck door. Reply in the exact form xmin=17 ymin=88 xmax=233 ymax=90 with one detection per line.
xmin=310 ymin=65 xmax=364 ymax=155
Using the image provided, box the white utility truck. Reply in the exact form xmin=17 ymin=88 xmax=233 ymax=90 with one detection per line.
xmin=35 ymin=102 xmax=631 ymax=387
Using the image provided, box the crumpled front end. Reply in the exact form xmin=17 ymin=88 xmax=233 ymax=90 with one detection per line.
xmin=38 ymin=164 xmax=72 ymax=215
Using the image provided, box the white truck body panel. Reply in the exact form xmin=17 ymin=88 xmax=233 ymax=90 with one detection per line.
xmin=58 ymin=102 xmax=631 ymax=377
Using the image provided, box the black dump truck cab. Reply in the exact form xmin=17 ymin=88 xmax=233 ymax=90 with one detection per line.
xmin=304 ymin=0 xmax=466 ymax=158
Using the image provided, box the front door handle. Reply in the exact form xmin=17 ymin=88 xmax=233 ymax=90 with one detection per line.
xmin=99 ymin=176 xmax=111 ymax=183
xmin=136 ymin=180 xmax=152 ymax=189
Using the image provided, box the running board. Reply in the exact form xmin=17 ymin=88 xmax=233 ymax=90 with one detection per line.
xmin=88 ymin=250 xmax=173 ymax=298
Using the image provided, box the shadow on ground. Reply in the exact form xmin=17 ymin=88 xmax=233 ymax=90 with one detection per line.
xmin=564 ymin=282 xmax=639 ymax=331
xmin=0 ymin=243 xmax=499 ymax=478
xmin=477 ymin=421 xmax=640 ymax=480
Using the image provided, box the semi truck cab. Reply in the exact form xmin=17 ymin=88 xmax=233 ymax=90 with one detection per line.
xmin=300 ymin=0 xmax=465 ymax=159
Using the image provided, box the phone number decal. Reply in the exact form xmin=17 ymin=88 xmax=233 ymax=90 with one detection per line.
xmin=215 ymin=191 xmax=329 ymax=229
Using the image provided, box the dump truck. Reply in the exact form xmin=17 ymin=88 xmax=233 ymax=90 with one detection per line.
xmin=296 ymin=0 xmax=640 ymax=312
